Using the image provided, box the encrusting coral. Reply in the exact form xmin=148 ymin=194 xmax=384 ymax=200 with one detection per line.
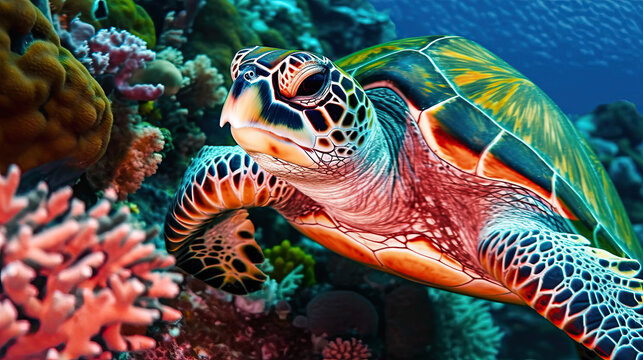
xmin=0 ymin=165 xmax=182 ymax=359
xmin=0 ymin=0 xmax=112 ymax=174
xmin=132 ymin=276 xmax=313 ymax=360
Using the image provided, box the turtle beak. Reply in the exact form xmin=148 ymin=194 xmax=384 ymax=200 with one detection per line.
xmin=221 ymin=78 xmax=316 ymax=168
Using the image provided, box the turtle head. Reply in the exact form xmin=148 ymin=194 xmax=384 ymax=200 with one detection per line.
xmin=221 ymin=47 xmax=376 ymax=174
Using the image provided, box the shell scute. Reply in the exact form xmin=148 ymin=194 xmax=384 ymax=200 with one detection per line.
xmin=337 ymin=36 xmax=442 ymax=69
xmin=428 ymin=96 xmax=502 ymax=155
xmin=341 ymin=50 xmax=456 ymax=110
xmin=420 ymin=96 xmax=501 ymax=172
xmin=486 ymin=134 xmax=555 ymax=197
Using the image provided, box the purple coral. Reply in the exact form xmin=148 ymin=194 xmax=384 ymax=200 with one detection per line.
xmin=77 ymin=28 xmax=164 ymax=101
xmin=322 ymin=337 xmax=372 ymax=360
xmin=0 ymin=166 xmax=182 ymax=359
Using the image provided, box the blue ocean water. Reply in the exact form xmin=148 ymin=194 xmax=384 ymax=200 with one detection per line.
xmin=370 ymin=0 xmax=643 ymax=115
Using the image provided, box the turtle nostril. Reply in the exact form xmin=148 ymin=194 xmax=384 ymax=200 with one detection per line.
xmin=244 ymin=70 xmax=256 ymax=81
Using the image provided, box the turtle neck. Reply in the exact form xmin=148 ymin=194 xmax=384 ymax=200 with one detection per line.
xmin=283 ymin=88 xmax=417 ymax=231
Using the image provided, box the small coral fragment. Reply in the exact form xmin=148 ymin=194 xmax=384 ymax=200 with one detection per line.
xmin=264 ymin=239 xmax=316 ymax=286
xmin=322 ymin=337 xmax=372 ymax=360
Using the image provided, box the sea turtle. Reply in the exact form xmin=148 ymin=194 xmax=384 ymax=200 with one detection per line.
xmin=165 ymin=36 xmax=643 ymax=359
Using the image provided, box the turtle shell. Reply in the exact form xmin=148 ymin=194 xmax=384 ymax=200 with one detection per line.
xmin=336 ymin=36 xmax=643 ymax=260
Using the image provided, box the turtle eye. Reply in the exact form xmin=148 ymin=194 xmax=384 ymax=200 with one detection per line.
xmin=296 ymin=72 xmax=325 ymax=97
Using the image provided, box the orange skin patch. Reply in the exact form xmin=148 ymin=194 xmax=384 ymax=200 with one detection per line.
xmin=292 ymin=218 xmax=381 ymax=268
xmin=418 ymin=108 xmax=479 ymax=172
xmin=376 ymin=247 xmax=471 ymax=287
xmin=219 ymin=180 xmax=243 ymax=209
xmin=478 ymin=152 xmax=550 ymax=201
xmin=231 ymin=127 xmax=315 ymax=168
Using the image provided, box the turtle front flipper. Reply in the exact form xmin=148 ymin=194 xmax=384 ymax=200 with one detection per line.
xmin=164 ymin=146 xmax=295 ymax=294
xmin=478 ymin=221 xmax=643 ymax=359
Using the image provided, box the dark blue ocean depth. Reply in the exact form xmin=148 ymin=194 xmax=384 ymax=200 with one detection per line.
xmin=370 ymin=0 xmax=643 ymax=115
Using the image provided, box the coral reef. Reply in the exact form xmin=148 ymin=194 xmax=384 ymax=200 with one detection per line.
xmin=573 ymin=101 xmax=643 ymax=228
xmin=231 ymin=0 xmax=322 ymax=53
xmin=184 ymin=0 xmax=261 ymax=85
xmin=109 ymin=123 xmax=165 ymax=199
xmin=0 ymin=166 xmax=182 ymax=359
xmin=0 ymin=0 xmax=112 ymax=175
xmin=264 ymin=239 xmax=316 ymax=286
xmin=14 ymin=0 xmax=635 ymax=359
xmin=143 ymin=49 xmax=227 ymax=190
xmin=306 ymin=0 xmax=396 ymax=58
xmin=322 ymin=337 xmax=372 ymax=360
xmin=426 ymin=287 xmax=503 ymax=360
xmin=133 ymin=277 xmax=313 ymax=360
xmin=76 ymin=28 xmax=164 ymax=101
xmin=177 ymin=53 xmax=227 ymax=116
xmin=61 ymin=0 xmax=156 ymax=46
xmin=86 ymin=102 xmax=166 ymax=199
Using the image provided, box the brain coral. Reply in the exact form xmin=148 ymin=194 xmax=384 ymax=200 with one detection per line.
xmin=0 ymin=0 xmax=112 ymax=174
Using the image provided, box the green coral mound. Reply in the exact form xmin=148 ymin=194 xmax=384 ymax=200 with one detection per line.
xmin=61 ymin=0 xmax=156 ymax=46
xmin=426 ymin=288 xmax=503 ymax=360
xmin=185 ymin=0 xmax=260 ymax=85
xmin=264 ymin=240 xmax=315 ymax=287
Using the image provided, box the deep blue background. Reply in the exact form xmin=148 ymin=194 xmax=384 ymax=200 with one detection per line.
xmin=369 ymin=0 xmax=643 ymax=115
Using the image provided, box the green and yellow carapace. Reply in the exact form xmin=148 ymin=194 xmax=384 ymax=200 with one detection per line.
xmin=165 ymin=36 xmax=643 ymax=359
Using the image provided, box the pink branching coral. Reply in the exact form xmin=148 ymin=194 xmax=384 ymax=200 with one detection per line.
xmin=111 ymin=123 xmax=165 ymax=199
xmin=322 ymin=337 xmax=372 ymax=360
xmin=77 ymin=28 xmax=164 ymax=101
xmin=0 ymin=166 xmax=182 ymax=359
